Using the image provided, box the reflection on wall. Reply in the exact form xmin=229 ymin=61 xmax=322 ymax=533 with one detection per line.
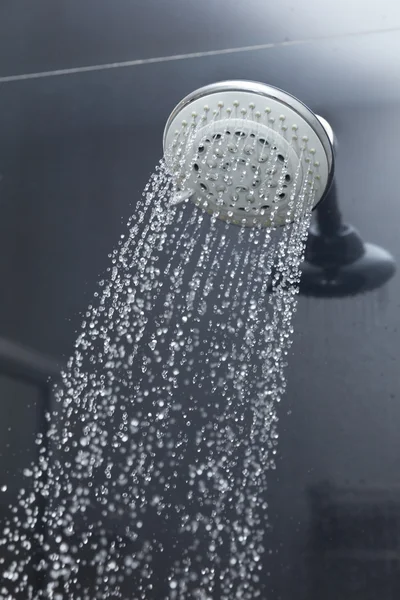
xmin=307 ymin=482 xmax=400 ymax=599
xmin=0 ymin=338 xmax=60 ymax=599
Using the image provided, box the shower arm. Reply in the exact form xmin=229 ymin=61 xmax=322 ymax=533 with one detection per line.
xmin=314 ymin=182 xmax=343 ymax=236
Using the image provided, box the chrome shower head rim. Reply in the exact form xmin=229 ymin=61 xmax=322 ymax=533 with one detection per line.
xmin=163 ymin=80 xmax=335 ymax=227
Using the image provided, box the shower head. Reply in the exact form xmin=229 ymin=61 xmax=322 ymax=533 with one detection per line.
xmin=163 ymin=80 xmax=335 ymax=227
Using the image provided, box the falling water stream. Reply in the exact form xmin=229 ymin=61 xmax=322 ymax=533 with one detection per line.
xmin=0 ymin=115 xmax=316 ymax=599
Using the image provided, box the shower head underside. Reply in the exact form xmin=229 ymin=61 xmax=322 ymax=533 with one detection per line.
xmin=163 ymin=81 xmax=334 ymax=228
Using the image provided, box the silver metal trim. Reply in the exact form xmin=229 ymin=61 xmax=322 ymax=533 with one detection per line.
xmin=316 ymin=115 xmax=336 ymax=149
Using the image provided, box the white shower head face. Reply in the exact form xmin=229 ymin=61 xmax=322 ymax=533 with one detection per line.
xmin=163 ymin=81 xmax=334 ymax=228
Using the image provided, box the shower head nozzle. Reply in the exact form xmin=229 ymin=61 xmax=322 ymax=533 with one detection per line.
xmin=163 ymin=80 xmax=335 ymax=228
